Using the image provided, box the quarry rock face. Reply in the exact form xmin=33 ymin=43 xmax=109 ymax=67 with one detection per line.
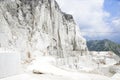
xmin=0 ymin=0 xmax=88 ymax=59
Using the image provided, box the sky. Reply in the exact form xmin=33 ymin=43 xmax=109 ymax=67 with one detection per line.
xmin=56 ymin=0 xmax=120 ymax=43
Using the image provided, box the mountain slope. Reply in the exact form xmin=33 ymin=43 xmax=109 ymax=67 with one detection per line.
xmin=87 ymin=39 xmax=120 ymax=56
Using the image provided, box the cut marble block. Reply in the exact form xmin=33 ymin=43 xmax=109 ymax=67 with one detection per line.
xmin=0 ymin=49 xmax=21 ymax=79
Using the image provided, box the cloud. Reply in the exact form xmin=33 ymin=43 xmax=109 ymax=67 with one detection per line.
xmin=56 ymin=0 xmax=112 ymax=38
xmin=112 ymin=18 xmax=120 ymax=30
xmin=111 ymin=18 xmax=120 ymax=41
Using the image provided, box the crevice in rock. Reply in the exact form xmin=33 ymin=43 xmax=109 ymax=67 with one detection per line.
xmin=57 ymin=27 xmax=62 ymax=50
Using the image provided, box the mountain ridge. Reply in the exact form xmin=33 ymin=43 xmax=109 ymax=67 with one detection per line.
xmin=87 ymin=39 xmax=120 ymax=56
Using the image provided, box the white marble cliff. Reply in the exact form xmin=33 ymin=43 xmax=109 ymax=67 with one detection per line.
xmin=0 ymin=0 xmax=88 ymax=59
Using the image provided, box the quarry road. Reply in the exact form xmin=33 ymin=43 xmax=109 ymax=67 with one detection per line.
xmin=0 ymin=72 xmax=112 ymax=80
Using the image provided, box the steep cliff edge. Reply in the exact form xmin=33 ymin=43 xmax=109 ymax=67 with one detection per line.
xmin=0 ymin=0 xmax=88 ymax=59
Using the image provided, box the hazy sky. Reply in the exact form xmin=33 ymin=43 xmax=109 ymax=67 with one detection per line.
xmin=56 ymin=0 xmax=120 ymax=43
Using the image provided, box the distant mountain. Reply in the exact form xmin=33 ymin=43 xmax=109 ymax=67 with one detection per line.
xmin=87 ymin=39 xmax=120 ymax=56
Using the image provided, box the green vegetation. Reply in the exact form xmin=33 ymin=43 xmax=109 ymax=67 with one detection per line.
xmin=87 ymin=39 xmax=120 ymax=56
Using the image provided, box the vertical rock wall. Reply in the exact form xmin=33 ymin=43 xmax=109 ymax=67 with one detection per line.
xmin=0 ymin=0 xmax=88 ymax=59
